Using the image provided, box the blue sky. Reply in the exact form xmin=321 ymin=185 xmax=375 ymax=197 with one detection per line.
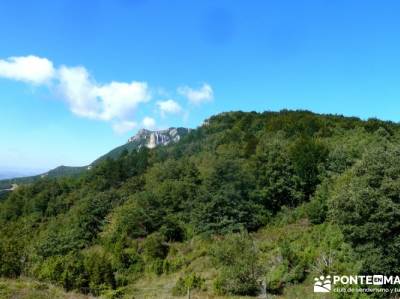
xmin=1 ymin=0 xmax=400 ymax=172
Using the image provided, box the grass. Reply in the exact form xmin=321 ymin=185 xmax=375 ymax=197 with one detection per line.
xmin=0 ymin=277 xmax=95 ymax=299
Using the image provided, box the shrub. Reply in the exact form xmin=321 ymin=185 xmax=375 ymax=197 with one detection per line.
xmin=0 ymin=238 xmax=24 ymax=277
xmin=162 ymin=255 xmax=186 ymax=274
xmin=265 ymin=264 xmax=286 ymax=294
xmin=102 ymin=288 xmax=125 ymax=299
xmin=36 ymin=256 xmax=65 ymax=284
xmin=83 ymin=247 xmax=116 ymax=295
xmin=141 ymin=232 xmax=168 ymax=262
xmin=306 ymin=180 xmax=330 ymax=224
xmin=328 ymin=145 xmax=400 ymax=274
xmin=211 ymin=232 xmax=261 ymax=296
xmin=60 ymin=252 xmax=88 ymax=292
xmin=172 ymin=273 xmax=205 ymax=296
xmin=159 ymin=217 xmax=185 ymax=242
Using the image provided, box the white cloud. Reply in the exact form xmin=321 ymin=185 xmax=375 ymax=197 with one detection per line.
xmin=57 ymin=66 xmax=101 ymax=119
xmin=142 ymin=116 xmax=156 ymax=129
xmin=0 ymin=55 xmax=55 ymax=85
xmin=57 ymin=65 xmax=150 ymax=121
xmin=112 ymin=120 xmax=137 ymax=134
xmin=95 ymin=81 xmax=150 ymax=121
xmin=0 ymin=55 xmax=215 ymax=135
xmin=0 ymin=56 xmax=151 ymax=126
xmin=178 ymin=83 xmax=213 ymax=104
xmin=156 ymin=99 xmax=182 ymax=116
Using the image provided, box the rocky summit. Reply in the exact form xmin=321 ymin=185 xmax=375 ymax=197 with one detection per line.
xmin=127 ymin=127 xmax=190 ymax=149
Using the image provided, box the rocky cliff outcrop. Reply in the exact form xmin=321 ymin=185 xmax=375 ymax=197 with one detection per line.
xmin=128 ymin=127 xmax=190 ymax=149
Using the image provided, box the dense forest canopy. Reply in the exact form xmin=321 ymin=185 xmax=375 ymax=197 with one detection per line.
xmin=1 ymin=110 xmax=399 ymax=298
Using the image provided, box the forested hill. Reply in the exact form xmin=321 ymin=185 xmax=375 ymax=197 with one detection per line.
xmin=1 ymin=110 xmax=400 ymax=298
xmin=0 ymin=127 xmax=190 ymax=190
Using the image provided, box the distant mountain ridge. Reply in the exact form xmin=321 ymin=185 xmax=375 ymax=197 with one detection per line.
xmin=0 ymin=127 xmax=190 ymax=189
xmin=0 ymin=165 xmax=87 ymax=190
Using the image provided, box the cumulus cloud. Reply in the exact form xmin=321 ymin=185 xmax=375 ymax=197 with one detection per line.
xmin=57 ymin=65 xmax=150 ymax=122
xmin=156 ymin=99 xmax=182 ymax=116
xmin=0 ymin=55 xmax=214 ymax=135
xmin=57 ymin=66 xmax=101 ymax=119
xmin=0 ymin=56 xmax=151 ymax=132
xmin=0 ymin=55 xmax=55 ymax=84
xmin=178 ymin=83 xmax=213 ymax=104
xmin=142 ymin=116 xmax=156 ymax=129
xmin=112 ymin=120 xmax=137 ymax=134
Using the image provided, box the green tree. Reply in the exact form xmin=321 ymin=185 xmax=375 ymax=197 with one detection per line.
xmin=329 ymin=144 xmax=400 ymax=273
xmin=212 ymin=232 xmax=261 ymax=296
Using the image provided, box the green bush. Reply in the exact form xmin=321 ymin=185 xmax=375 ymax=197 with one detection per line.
xmin=141 ymin=232 xmax=168 ymax=262
xmin=0 ymin=238 xmax=24 ymax=277
xmin=146 ymin=259 xmax=164 ymax=275
xmin=83 ymin=247 xmax=115 ymax=295
xmin=36 ymin=256 xmax=65 ymax=284
xmin=306 ymin=180 xmax=331 ymax=224
xmin=162 ymin=255 xmax=185 ymax=274
xmin=117 ymin=246 xmax=144 ymax=272
xmin=159 ymin=217 xmax=185 ymax=242
xmin=328 ymin=145 xmax=400 ymax=274
xmin=172 ymin=273 xmax=205 ymax=296
xmin=35 ymin=252 xmax=89 ymax=292
xmin=102 ymin=288 xmax=125 ymax=299
xmin=265 ymin=264 xmax=286 ymax=294
xmin=211 ymin=232 xmax=261 ymax=296
xmin=60 ymin=252 xmax=88 ymax=292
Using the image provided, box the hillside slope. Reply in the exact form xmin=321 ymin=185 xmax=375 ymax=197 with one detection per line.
xmin=0 ymin=278 xmax=95 ymax=299
xmin=93 ymin=127 xmax=190 ymax=163
xmin=0 ymin=127 xmax=190 ymax=190
xmin=0 ymin=110 xmax=398 ymax=298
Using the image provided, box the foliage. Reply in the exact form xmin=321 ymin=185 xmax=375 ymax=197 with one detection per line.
xmin=0 ymin=110 xmax=399 ymax=296
xmin=211 ymin=232 xmax=261 ymax=295
xmin=172 ymin=273 xmax=205 ymax=296
xmin=329 ymin=142 xmax=400 ymax=274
